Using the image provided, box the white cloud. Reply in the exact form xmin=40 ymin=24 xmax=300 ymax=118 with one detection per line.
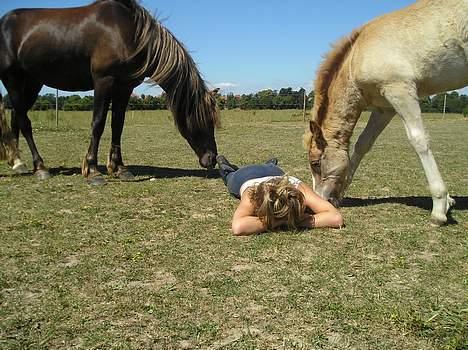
xmin=213 ymin=82 xmax=239 ymax=89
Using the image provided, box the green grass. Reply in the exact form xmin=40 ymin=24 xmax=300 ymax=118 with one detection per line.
xmin=0 ymin=110 xmax=467 ymax=349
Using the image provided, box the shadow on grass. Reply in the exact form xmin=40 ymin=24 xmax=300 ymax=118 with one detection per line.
xmin=127 ymin=165 xmax=221 ymax=179
xmin=48 ymin=165 xmax=221 ymax=180
xmin=342 ymin=196 xmax=467 ymax=225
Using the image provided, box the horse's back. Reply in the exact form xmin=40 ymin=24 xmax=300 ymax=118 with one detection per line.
xmin=352 ymin=0 xmax=468 ymax=96
xmin=0 ymin=1 xmax=138 ymax=90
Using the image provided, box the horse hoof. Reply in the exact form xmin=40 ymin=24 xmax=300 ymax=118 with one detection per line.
xmin=87 ymin=174 xmax=107 ymax=186
xmin=13 ymin=163 xmax=29 ymax=174
xmin=35 ymin=169 xmax=51 ymax=180
xmin=117 ymin=167 xmax=135 ymax=182
xmin=430 ymin=215 xmax=447 ymax=227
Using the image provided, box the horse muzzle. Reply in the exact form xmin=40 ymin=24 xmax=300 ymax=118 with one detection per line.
xmin=199 ymin=151 xmax=217 ymax=169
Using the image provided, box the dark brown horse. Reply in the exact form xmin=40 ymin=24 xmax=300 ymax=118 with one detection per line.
xmin=0 ymin=0 xmax=219 ymax=185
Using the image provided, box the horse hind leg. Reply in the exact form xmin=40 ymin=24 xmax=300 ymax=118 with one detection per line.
xmin=382 ymin=83 xmax=453 ymax=226
xmin=0 ymin=102 xmax=25 ymax=171
xmin=5 ymin=76 xmax=49 ymax=179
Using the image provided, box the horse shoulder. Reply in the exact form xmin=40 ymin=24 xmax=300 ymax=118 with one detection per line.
xmin=91 ymin=1 xmax=138 ymax=59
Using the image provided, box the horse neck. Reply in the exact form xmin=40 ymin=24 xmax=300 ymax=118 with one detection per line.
xmin=128 ymin=6 xmax=217 ymax=133
xmin=157 ymin=58 xmax=212 ymax=134
xmin=144 ymin=25 xmax=214 ymax=133
xmin=319 ymin=71 xmax=363 ymax=150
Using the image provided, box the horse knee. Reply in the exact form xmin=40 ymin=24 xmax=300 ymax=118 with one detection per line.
xmin=407 ymin=130 xmax=429 ymax=153
xmin=352 ymin=139 xmax=372 ymax=158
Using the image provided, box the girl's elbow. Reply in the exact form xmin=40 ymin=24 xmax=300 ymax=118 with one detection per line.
xmin=332 ymin=211 xmax=344 ymax=228
xmin=231 ymin=221 xmax=246 ymax=236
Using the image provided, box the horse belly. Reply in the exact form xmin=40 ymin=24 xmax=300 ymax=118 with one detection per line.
xmin=21 ymin=57 xmax=94 ymax=91
xmin=417 ymin=44 xmax=468 ymax=96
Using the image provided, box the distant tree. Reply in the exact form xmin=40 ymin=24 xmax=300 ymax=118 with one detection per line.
xmin=308 ymin=90 xmax=315 ymax=108
xmin=225 ymin=93 xmax=238 ymax=110
xmin=3 ymin=89 xmax=465 ymax=113
xmin=446 ymin=91 xmax=463 ymax=113
xmin=256 ymin=89 xmax=275 ymax=109
xmin=420 ymin=97 xmax=433 ymax=113
xmin=63 ymin=95 xmax=85 ymax=111
xmin=2 ymin=94 xmax=12 ymax=109
xmin=239 ymin=94 xmax=256 ymax=110
xmin=215 ymin=94 xmax=225 ymax=110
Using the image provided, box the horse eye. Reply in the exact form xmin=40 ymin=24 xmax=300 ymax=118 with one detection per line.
xmin=310 ymin=159 xmax=321 ymax=172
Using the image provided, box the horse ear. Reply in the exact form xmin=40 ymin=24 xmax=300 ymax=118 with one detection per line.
xmin=211 ymin=88 xmax=220 ymax=96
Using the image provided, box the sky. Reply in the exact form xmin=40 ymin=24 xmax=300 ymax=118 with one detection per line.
xmin=1 ymin=0 xmax=465 ymax=97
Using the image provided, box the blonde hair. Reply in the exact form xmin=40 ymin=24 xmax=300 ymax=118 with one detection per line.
xmin=249 ymin=176 xmax=306 ymax=230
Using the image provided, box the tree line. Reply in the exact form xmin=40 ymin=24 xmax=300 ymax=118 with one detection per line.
xmin=2 ymin=89 xmax=468 ymax=114
xmin=2 ymin=93 xmax=168 ymax=111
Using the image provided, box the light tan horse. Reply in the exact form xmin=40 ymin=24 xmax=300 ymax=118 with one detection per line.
xmin=304 ymin=0 xmax=468 ymax=225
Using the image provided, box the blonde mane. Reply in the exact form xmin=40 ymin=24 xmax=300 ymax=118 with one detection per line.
xmin=313 ymin=29 xmax=361 ymax=126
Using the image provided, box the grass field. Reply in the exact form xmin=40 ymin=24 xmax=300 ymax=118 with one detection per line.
xmin=0 ymin=109 xmax=467 ymax=349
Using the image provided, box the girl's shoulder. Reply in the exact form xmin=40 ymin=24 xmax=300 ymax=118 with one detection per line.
xmin=287 ymin=176 xmax=302 ymax=186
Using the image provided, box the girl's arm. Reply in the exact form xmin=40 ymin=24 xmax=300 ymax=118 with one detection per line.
xmin=298 ymin=183 xmax=344 ymax=229
xmin=231 ymin=194 xmax=267 ymax=236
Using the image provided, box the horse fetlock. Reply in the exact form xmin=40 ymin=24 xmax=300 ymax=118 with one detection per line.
xmin=106 ymin=161 xmax=117 ymax=175
xmin=82 ymin=156 xmax=97 ymax=177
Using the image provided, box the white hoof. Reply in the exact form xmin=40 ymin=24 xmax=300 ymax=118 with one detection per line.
xmin=430 ymin=213 xmax=447 ymax=227
xmin=12 ymin=161 xmax=29 ymax=174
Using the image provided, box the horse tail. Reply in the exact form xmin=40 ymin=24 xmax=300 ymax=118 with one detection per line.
xmin=0 ymin=94 xmax=20 ymax=163
xmin=125 ymin=2 xmax=220 ymax=137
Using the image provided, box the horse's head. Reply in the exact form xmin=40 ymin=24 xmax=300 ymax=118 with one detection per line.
xmin=183 ymin=88 xmax=220 ymax=169
xmin=303 ymin=120 xmax=349 ymax=207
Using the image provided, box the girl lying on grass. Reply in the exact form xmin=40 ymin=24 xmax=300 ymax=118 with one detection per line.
xmin=217 ymin=155 xmax=344 ymax=236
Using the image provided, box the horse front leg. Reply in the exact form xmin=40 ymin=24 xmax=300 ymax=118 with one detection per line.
xmin=382 ymin=83 xmax=454 ymax=226
xmin=82 ymin=77 xmax=113 ymax=185
xmin=345 ymin=110 xmax=394 ymax=191
xmin=107 ymin=86 xmax=134 ymax=181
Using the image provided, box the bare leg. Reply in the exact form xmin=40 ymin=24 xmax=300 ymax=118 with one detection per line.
xmin=345 ymin=110 xmax=394 ymax=190
xmin=107 ymin=85 xmax=134 ymax=181
xmin=82 ymin=77 xmax=113 ymax=185
xmin=382 ymin=83 xmax=454 ymax=225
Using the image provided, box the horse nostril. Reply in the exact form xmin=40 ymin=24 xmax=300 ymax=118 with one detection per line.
xmin=200 ymin=152 xmax=216 ymax=169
